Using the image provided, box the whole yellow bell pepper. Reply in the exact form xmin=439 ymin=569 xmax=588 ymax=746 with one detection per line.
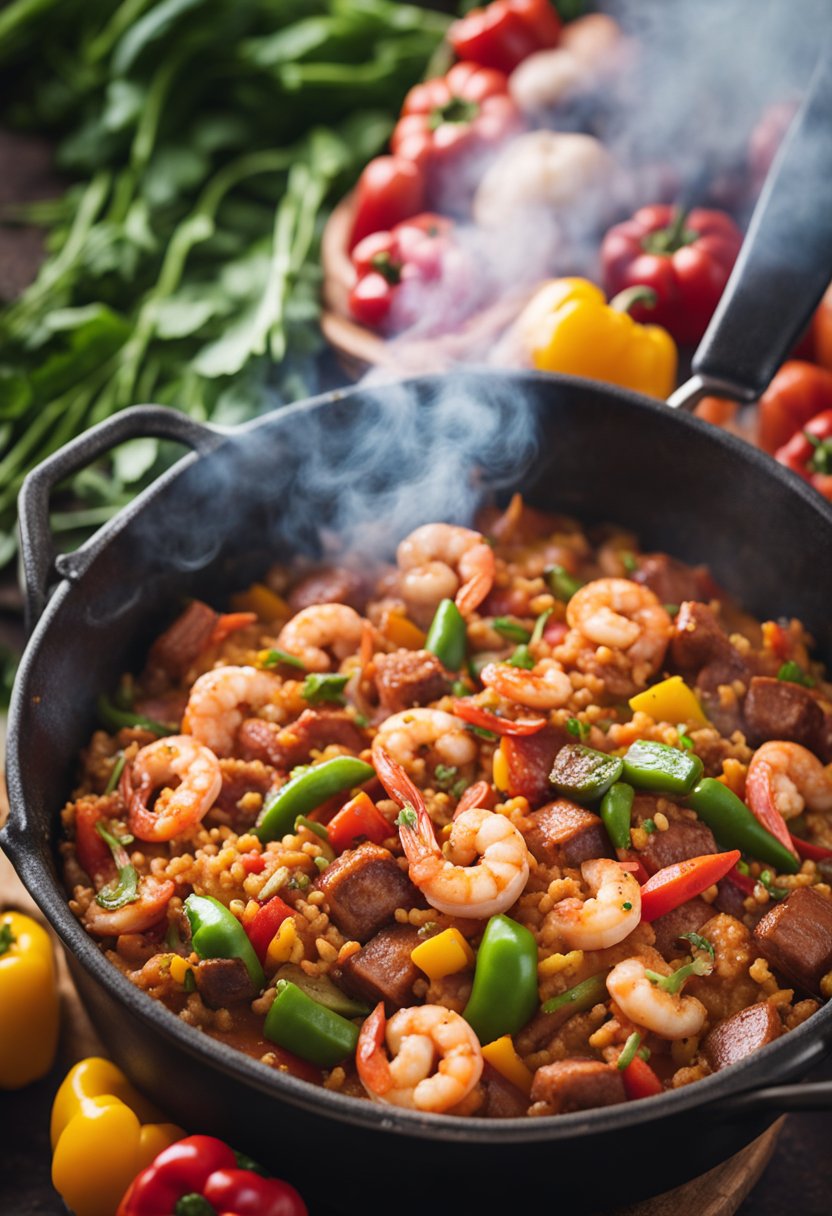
xmin=51 ymin=1057 xmax=184 ymax=1216
xmin=515 ymin=278 xmax=677 ymax=399
xmin=0 ymin=910 xmax=60 ymax=1089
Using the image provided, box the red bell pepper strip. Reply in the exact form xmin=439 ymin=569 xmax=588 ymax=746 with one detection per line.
xmin=724 ymin=863 xmax=756 ymax=896
xmin=349 ymin=155 xmax=426 ymax=250
xmin=117 ymin=1134 xmax=307 ymax=1216
xmin=245 ymin=895 xmax=294 ymax=964
xmin=743 ymin=759 xmax=801 ymax=860
xmin=327 ymin=792 xmax=391 ymax=853
xmin=639 ymin=850 xmax=741 ymax=922
xmin=348 ymin=213 xmax=453 ymax=331
xmin=775 ymin=408 xmax=832 ymax=501
xmin=392 ymin=61 xmax=522 ymax=202
xmin=621 ymin=1054 xmax=664 ymax=1100
xmin=617 ymin=852 xmax=650 ymax=885
xmin=601 ymin=205 xmax=742 ymax=346
xmin=241 ymin=851 xmax=266 ymax=875
xmin=790 ymin=833 xmax=832 ymax=862
xmin=448 ymin=0 xmax=561 ymax=75
xmin=208 ymin=612 xmax=257 ymax=647
xmin=452 ymin=700 xmax=546 ymax=735
xmin=758 ymin=361 xmax=832 ymax=453
xmin=74 ymin=801 xmax=117 ymax=887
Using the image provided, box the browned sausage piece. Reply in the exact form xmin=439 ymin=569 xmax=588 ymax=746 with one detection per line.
xmin=634 ymin=554 xmax=713 ymax=607
xmin=480 ymin=1064 xmax=530 ymax=1118
xmin=525 ymin=799 xmax=613 ymax=868
xmin=195 ymin=958 xmax=256 ymax=1009
xmin=702 ymin=1002 xmax=781 ymax=1071
xmin=146 ymin=600 xmax=218 ymax=681
xmin=374 ymin=650 xmax=451 ymax=715
xmin=670 ymin=601 xmax=736 ymax=673
xmin=288 ymin=566 xmax=367 ymax=613
xmin=753 ymin=886 xmax=832 ymax=996
xmin=337 ymin=925 xmax=422 ymax=1010
xmin=743 ymin=676 xmax=823 ymax=748
xmin=238 ymin=709 xmax=366 ymax=769
xmin=639 ymin=819 xmax=718 ymax=875
xmin=651 ymin=897 xmax=713 ymax=959
xmin=316 ymin=842 xmax=420 ymax=942
xmin=530 ymin=1058 xmax=626 ymax=1115
xmin=503 ymin=726 xmax=570 ymax=808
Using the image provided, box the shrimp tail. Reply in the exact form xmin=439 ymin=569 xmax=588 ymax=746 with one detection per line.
xmin=374 ymin=748 xmax=427 ymax=814
xmin=454 ymin=780 xmax=491 ymax=820
xmin=356 ymin=1002 xmax=393 ymax=1095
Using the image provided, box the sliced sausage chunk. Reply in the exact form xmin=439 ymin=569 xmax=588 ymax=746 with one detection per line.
xmin=288 ymin=566 xmax=367 ymax=613
xmin=670 ymin=602 xmax=748 ymax=734
xmin=702 ymin=1002 xmax=781 ymax=1071
xmin=639 ymin=819 xmax=718 ymax=875
xmin=651 ymin=896 xmax=712 ymax=959
xmin=316 ymin=842 xmax=420 ymax=942
xmin=195 ymin=958 xmax=255 ymax=1009
xmin=146 ymin=600 xmax=218 ymax=681
xmin=743 ymin=676 xmax=823 ymax=748
xmin=753 ymin=886 xmax=832 ymax=996
xmin=480 ymin=1064 xmax=530 ymax=1118
xmin=525 ymin=799 xmax=613 ymax=868
xmin=634 ymin=554 xmax=713 ymax=607
xmin=503 ymin=726 xmax=569 ymax=807
xmin=530 ymin=1058 xmax=626 ymax=1115
xmin=374 ymin=650 xmax=451 ymax=715
xmin=337 ymin=925 xmax=421 ymax=1010
xmin=238 ymin=709 xmax=366 ymax=768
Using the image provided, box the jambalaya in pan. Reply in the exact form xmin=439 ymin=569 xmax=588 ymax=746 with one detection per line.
xmin=61 ymin=497 xmax=832 ymax=1117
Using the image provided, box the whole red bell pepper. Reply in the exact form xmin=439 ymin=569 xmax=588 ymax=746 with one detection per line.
xmin=327 ymin=791 xmax=391 ymax=853
xmin=448 ymin=0 xmax=561 ymax=74
xmin=348 ymin=212 xmax=454 ymax=331
xmin=392 ymin=61 xmax=523 ymax=205
xmin=601 ymin=204 xmax=742 ymax=346
xmin=117 ymin=1135 xmax=307 ymax=1216
xmin=758 ymin=361 xmax=832 ymax=453
xmin=775 ymin=408 xmax=832 ymax=500
xmin=639 ymin=849 xmax=741 ymax=922
xmin=348 ymin=155 xmax=426 ymax=251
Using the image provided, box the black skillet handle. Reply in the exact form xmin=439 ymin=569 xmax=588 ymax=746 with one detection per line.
xmin=18 ymin=406 xmax=223 ymax=633
xmin=722 ymin=1078 xmax=832 ymax=1115
xmin=668 ymin=45 xmax=832 ymax=410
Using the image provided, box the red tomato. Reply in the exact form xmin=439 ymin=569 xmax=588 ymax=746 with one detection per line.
xmin=349 ymin=155 xmax=425 ymax=250
xmin=757 ymin=360 xmax=832 ymax=453
xmin=448 ymin=0 xmax=561 ymax=75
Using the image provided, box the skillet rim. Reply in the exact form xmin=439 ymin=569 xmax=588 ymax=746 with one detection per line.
xmin=5 ymin=368 xmax=832 ymax=1143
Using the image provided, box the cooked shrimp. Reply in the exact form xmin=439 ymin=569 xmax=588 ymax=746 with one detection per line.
xmin=746 ymin=741 xmax=832 ymax=821
xmin=545 ymin=858 xmax=641 ymax=950
xmin=566 ymin=578 xmax=672 ymax=683
xmin=121 ymin=735 xmax=222 ymax=842
xmin=397 ymin=523 xmax=495 ymax=617
xmin=83 ymin=876 xmax=175 ymax=938
xmin=606 ymin=957 xmax=707 ymax=1040
xmin=372 ymin=708 xmax=477 ymax=775
xmin=480 ymin=658 xmax=572 ymax=710
xmin=357 ymin=1001 xmax=483 ymax=1113
xmin=182 ymin=665 xmax=280 ymax=756
xmin=276 ymin=603 xmax=365 ymax=672
xmin=375 ymin=748 xmax=530 ymax=918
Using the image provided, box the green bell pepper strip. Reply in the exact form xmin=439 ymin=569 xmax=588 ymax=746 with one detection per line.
xmin=276 ymin=964 xmax=370 ymax=1018
xmin=94 ymin=822 xmax=139 ymax=910
xmin=545 ymin=564 xmax=583 ymax=601
xmin=184 ymin=894 xmax=265 ymax=991
xmin=256 ymin=756 xmax=375 ymax=844
xmin=462 ymin=914 xmax=538 ymax=1045
xmin=621 ymin=739 xmax=703 ymax=796
xmin=97 ymin=693 xmax=170 ymax=737
xmin=549 ymin=743 xmax=623 ymax=803
xmin=425 ymin=598 xmax=467 ymax=671
xmin=541 ymin=972 xmax=608 ymax=1015
xmin=264 ymin=979 xmax=359 ymax=1067
xmin=600 ymin=781 xmax=635 ymax=850
xmin=684 ymin=778 xmax=800 ymax=874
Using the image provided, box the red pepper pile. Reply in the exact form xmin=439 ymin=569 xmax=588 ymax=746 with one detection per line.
xmin=349 ymin=213 xmax=455 ymax=330
xmin=117 ymin=1135 xmax=307 ymax=1216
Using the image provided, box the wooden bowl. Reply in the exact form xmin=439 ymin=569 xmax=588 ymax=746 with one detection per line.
xmin=320 ymin=190 xmax=537 ymax=378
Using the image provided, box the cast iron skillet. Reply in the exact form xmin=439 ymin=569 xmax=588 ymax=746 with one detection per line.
xmin=5 ymin=45 xmax=832 ymax=1216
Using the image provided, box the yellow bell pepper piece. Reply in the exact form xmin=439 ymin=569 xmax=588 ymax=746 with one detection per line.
xmin=520 ymin=278 xmax=677 ymax=399
xmin=538 ymin=949 xmax=584 ymax=978
xmin=0 ymin=910 xmax=60 ymax=1089
xmin=231 ymin=582 xmax=290 ymax=621
xmin=266 ymin=917 xmax=298 ymax=968
xmin=492 ymin=740 xmax=510 ymax=793
xmin=51 ymin=1057 xmax=184 ymax=1216
xmin=381 ymin=610 xmax=427 ymax=651
xmin=629 ymin=675 xmax=708 ymax=727
xmin=481 ymin=1035 xmax=534 ymax=1097
xmin=411 ymin=928 xmax=475 ymax=980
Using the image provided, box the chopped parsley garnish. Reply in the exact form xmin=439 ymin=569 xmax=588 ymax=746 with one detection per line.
xmin=493 ymin=617 xmax=532 ymax=643
xmin=621 ymin=551 xmax=638 ymax=573
xmin=507 ymin=644 xmax=535 ymax=669
xmin=467 ymin=725 xmax=498 ymax=742
xmin=681 ymin=931 xmax=714 ymax=959
xmin=777 ymin=660 xmax=815 ymax=688
xmin=566 ymin=717 xmax=590 ymax=741
xmin=451 ymin=679 xmax=469 ymax=697
xmin=396 ymin=805 xmax=418 ymax=829
xmin=94 ymin=822 xmax=139 ymax=910
xmin=758 ymin=870 xmax=788 ymax=900
xmin=676 ymin=723 xmax=694 ymax=751
xmin=545 ymin=564 xmax=583 ymax=602
xmin=621 ymin=901 xmax=633 ymax=911
xmin=258 ymin=647 xmax=306 ymax=671
xmin=530 ymin=608 xmax=553 ymax=646
xmin=616 ymin=1031 xmax=641 ymax=1070
xmin=642 ymin=818 xmax=657 ymax=835
xmin=645 ymin=952 xmax=713 ymax=994
xmin=301 ymin=672 xmax=350 ymax=706
xmin=664 ymin=604 xmax=680 ymax=617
